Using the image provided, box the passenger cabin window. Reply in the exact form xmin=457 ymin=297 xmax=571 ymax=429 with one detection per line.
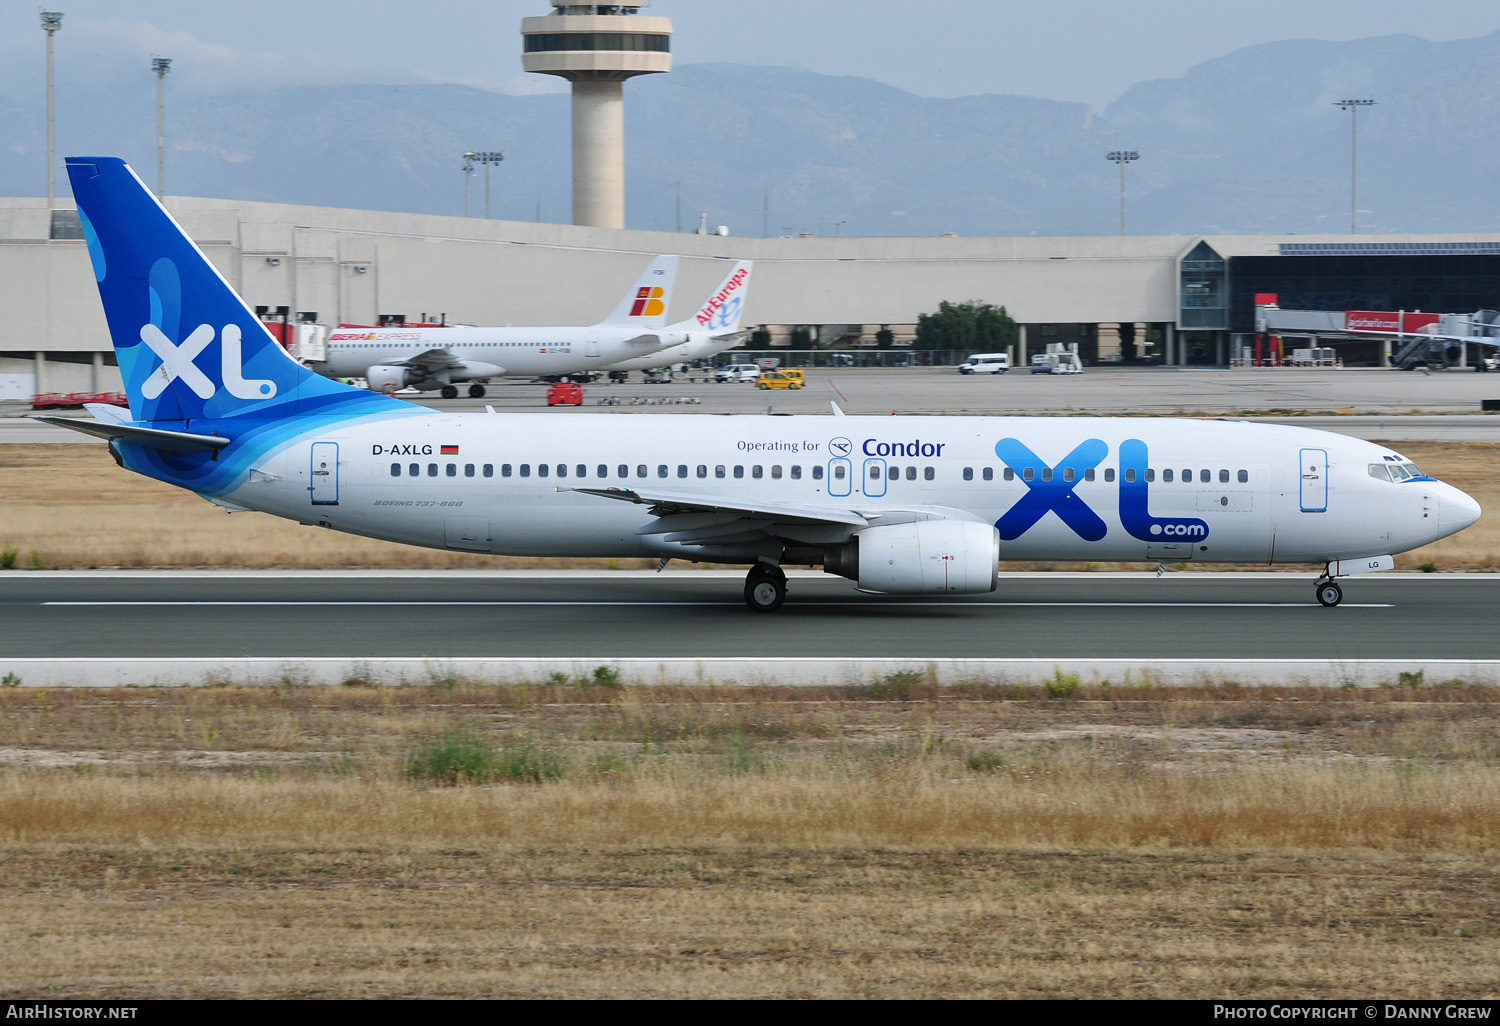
xmin=753 ymin=466 xmax=764 ymax=479
xmin=924 ymin=467 xmax=935 ymax=481
xmin=484 ymin=465 xmax=494 ymax=478
xmin=735 ymin=466 xmax=745 ymax=479
xmin=520 ymin=465 xmax=531 ymax=478
xmin=677 ymin=465 xmax=688 ymax=479
xmin=1085 ymin=468 xmax=1095 ymax=482
xmin=1200 ymin=469 xmax=1210 ymax=483
xmin=813 ymin=466 xmax=824 ymax=480
xmin=697 ymin=465 xmax=708 ymax=479
xmin=597 ymin=465 xmax=608 ymax=478
xmin=637 ymin=465 xmax=647 ymax=478
xmin=409 ymin=463 xmax=419 ymax=477
xmin=1219 ymin=469 xmax=1230 ymax=483
xmin=556 ymin=465 xmax=566 ymax=478
xmin=1023 ymin=468 xmax=1033 ymax=482
xmin=390 ymin=463 xmax=401 ymax=477
xmin=1164 ymin=469 xmax=1174 ymax=483
xmin=1104 ymin=469 xmax=1115 ymax=483
xmin=1124 ymin=468 xmax=1136 ymax=483
xmin=791 ymin=466 xmax=802 ymax=480
xmin=963 ymin=467 xmax=974 ymax=481
xmin=464 ymin=464 xmax=475 ymax=478
xmin=1042 ymin=468 xmax=1053 ymax=483
xmin=771 ymin=466 xmax=782 ymax=479
xmin=427 ymin=464 xmax=438 ymax=477
xmin=716 ymin=465 xmax=726 ymax=478
xmin=446 ymin=464 xmax=457 ymax=477
xmin=1238 ymin=470 xmax=1249 ymax=483
xmin=577 ymin=465 xmax=587 ymax=478
xmin=501 ymin=464 xmax=512 ymax=478
xmin=1144 ymin=469 xmax=1154 ymax=482
xmin=1064 ymin=468 xmax=1075 ymax=483
xmin=657 ymin=465 xmax=668 ymax=478
xmin=538 ymin=465 xmax=549 ymax=478
xmin=983 ymin=467 xmax=993 ymax=481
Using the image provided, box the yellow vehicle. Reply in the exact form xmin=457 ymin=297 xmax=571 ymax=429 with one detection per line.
xmin=756 ymin=369 xmax=804 ymax=389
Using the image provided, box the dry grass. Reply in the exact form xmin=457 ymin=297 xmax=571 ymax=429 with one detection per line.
xmin=2 ymin=441 xmax=1496 ymax=570
xmin=3 ymin=683 xmax=1500 ymax=997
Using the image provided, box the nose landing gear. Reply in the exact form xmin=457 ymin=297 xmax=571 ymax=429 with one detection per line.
xmin=744 ymin=563 xmax=788 ymax=612
xmin=1315 ymin=579 xmax=1344 ymax=607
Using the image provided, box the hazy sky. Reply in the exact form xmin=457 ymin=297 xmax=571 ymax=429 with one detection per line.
xmin=2 ymin=0 xmax=1498 ymax=110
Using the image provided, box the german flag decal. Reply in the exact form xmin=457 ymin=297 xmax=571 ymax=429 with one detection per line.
xmin=441 ymin=445 xmax=459 ymax=455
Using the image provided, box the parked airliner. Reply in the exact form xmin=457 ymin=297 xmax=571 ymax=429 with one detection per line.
xmin=44 ymin=157 xmax=1481 ymax=611
xmin=312 ymin=254 xmax=682 ymax=398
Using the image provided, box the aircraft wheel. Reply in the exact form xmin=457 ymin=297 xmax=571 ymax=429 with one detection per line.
xmin=1316 ymin=581 xmax=1344 ymax=607
xmin=468 ymin=384 xmax=487 ymax=398
xmin=441 ymin=385 xmax=459 ymax=399
xmin=744 ymin=565 xmax=787 ymax=613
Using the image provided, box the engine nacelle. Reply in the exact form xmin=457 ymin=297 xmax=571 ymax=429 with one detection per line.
xmin=827 ymin=521 xmax=998 ymax=595
xmin=366 ymin=364 xmax=419 ymax=394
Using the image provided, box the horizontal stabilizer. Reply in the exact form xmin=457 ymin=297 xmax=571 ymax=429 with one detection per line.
xmin=32 ymin=415 xmax=231 ymax=451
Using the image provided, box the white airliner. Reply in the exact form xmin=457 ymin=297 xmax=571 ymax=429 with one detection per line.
xmin=45 ymin=157 xmax=1482 ymax=612
xmin=313 ymin=254 xmax=683 ymax=398
xmin=600 ymin=260 xmax=753 ymax=372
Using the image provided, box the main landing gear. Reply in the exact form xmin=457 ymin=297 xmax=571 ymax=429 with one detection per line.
xmin=468 ymin=383 xmax=487 ymax=398
xmin=744 ymin=563 xmax=787 ymax=613
xmin=440 ymin=385 xmax=459 ymax=399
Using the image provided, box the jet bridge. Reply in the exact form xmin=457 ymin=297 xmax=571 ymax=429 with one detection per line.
xmin=1253 ymin=296 xmax=1500 ymax=369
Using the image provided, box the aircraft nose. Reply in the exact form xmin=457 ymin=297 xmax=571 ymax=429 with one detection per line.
xmin=1439 ymin=484 xmax=1482 ymax=533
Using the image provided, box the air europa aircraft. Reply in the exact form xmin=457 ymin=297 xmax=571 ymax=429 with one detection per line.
xmin=601 ymin=260 xmax=754 ymax=373
xmin=45 ymin=157 xmax=1481 ymax=612
xmin=312 ymin=253 xmax=683 ymax=399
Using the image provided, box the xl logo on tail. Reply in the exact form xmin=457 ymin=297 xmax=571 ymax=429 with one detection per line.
xmin=140 ymin=322 xmax=277 ymax=400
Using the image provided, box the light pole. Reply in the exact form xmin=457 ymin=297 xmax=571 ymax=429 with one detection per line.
xmin=1334 ymin=99 xmax=1375 ymax=233
xmin=41 ymin=11 xmax=62 ymax=209
xmin=152 ymin=57 xmax=171 ymax=198
xmin=461 ymin=151 xmax=476 ymax=217
xmin=1105 ymin=150 xmax=1140 ymax=235
xmin=472 ymin=151 xmax=504 ymax=218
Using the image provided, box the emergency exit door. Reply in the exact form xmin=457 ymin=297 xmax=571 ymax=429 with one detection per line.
xmin=311 ymin=442 xmax=339 ymax=505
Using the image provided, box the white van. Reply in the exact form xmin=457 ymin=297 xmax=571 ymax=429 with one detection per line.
xmin=957 ymin=353 xmax=1010 ymax=375
xmin=714 ymin=363 xmax=761 ymax=383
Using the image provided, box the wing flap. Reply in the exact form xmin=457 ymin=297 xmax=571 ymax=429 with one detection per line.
xmin=571 ymin=486 xmax=870 ymax=527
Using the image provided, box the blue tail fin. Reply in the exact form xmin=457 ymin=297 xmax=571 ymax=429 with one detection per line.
xmin=66 ymin=156 xmax=407 ymax=423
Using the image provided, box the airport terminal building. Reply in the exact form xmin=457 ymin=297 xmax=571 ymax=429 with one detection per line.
xmin=2 ymin=194 xmax=1497 ymax=394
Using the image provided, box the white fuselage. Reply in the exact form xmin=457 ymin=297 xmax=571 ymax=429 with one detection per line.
xmin=202 ymin=413 xmax=1477 ymax=566
xmin=317 ymin=324 xmax=686 ymax=381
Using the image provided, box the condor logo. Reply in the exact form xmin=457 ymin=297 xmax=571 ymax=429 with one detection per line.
xmin=993 ymin=438 xmax=1210 ymax=543
xmin=140 ymin=321 xmax=277 ymax=400
xmin=630 ymin=286 xmax=667 ymax=318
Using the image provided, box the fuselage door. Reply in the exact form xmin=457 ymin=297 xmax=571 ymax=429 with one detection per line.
xmin=862 ymin=458 xmax=888 ymax=498
xmin=585 ymin=330 xmax=601 ymax=359
xmin=1299 ymin=448 xmax=1328 ymax=513
xmin=311 ymin=441 xmax=339 ymax=505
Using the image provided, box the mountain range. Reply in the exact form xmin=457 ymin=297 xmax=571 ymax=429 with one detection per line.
xmin=2 ymin=29 xmax=1497 ymax=237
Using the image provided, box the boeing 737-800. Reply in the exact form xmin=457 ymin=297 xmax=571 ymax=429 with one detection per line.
xmin=44 ymin=157 xmax=1482 ymax=611
xmin=313 ymin=254 xmax=682 ymax=398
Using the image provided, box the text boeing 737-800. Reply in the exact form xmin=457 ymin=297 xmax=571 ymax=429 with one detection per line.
xmin=43 ymin=157 xmax=1481 ymax=611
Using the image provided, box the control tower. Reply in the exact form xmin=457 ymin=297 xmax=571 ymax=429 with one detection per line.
xmin=522 ymin=4 xmax=672 ymax=229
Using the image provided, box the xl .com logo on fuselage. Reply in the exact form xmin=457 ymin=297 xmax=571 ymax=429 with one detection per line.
xmin=994 ymin=437 xmax=1209 ymax=543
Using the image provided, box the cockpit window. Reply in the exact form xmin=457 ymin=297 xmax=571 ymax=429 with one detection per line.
xmin=1368 ymin=463 xmax=1392 ymax=482
xmin=1403 ymin=462 xmax=1423 ymax=478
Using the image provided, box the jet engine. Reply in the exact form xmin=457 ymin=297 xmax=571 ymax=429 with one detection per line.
xmin=366 ymin=365 xmax=419 ymax=394
xmin=824 ymin=520 xmax=998 ymax=594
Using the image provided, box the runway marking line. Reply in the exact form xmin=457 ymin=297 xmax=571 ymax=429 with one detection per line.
xmin=43 ymin=601 xmax=1395 ymax=609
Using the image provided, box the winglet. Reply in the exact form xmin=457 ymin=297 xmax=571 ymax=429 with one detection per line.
xmin=830 ymin=401 xmax=845 ymax=417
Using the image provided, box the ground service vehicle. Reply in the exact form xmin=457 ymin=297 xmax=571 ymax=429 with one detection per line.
xmin=757 ymin=370 xmax=804 ymax=389
xmin=958 ymin=353 xmax=1010 ymax=374
xmin=715 ymin=364 xmax=760 ymax=383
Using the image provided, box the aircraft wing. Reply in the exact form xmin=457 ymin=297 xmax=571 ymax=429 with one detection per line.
xmin=570 ymin=486 xmax=988 ymax=553
xmin=392 ymin=347 xmax=468 ymax=373
xmin=572 ymin=486 xmax=870 ymax=527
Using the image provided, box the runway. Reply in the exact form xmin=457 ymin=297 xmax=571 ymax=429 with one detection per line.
xmin=4 ymin=571 xmax=1497 ymax=687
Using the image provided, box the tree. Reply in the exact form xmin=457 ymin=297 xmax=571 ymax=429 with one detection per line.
xmin=789 ymin=325 xmax=814 ymax=350
xmin=750 ymin=325 xmax=772 ymax=348
xmin=875 ymin=324 xmax=895 ymax=348
xmin=914 ymin=301 xmax=1018 ymax=353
